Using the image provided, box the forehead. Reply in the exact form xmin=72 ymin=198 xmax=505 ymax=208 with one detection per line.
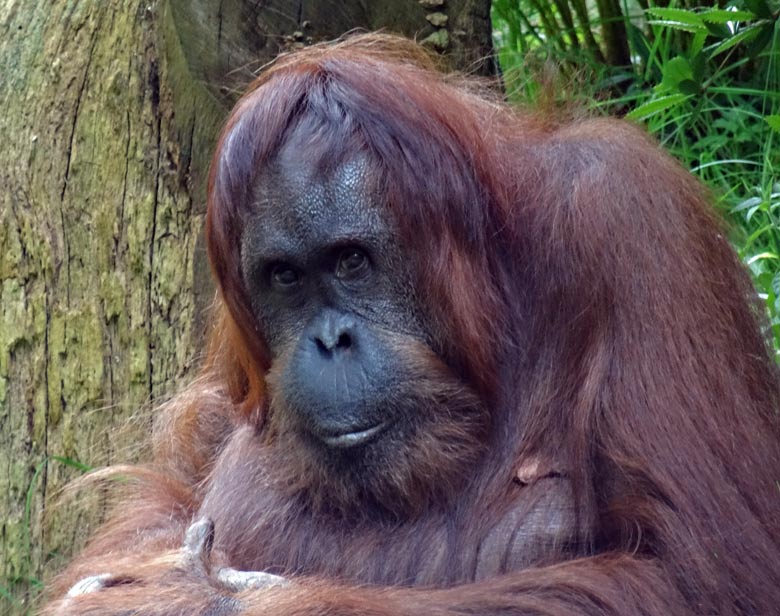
xmin=248 ymin=152 xmax=387 ymax=249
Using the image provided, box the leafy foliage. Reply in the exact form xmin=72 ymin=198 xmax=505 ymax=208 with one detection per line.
xmin=494 ymin=0 xmax=780 ymax=354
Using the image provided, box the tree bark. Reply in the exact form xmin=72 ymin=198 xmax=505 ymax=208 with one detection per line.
xmin=0 ymin=1 xmax=492 ymax=612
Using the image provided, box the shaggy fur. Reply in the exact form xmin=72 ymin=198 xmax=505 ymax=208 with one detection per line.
xmin=46 ymin=34 xmax=780 ymax=615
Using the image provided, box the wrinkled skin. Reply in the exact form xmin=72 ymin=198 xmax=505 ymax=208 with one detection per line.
xmin=235 ymin=132 xmax=489 ymax=517
xmin=240 ymin=149 xmax=429 ymax=449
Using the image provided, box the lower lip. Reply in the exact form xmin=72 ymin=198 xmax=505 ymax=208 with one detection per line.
xmin=320 ymin=423 xmax=387 ymax=449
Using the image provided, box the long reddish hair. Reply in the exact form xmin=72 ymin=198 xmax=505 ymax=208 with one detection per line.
xmin=198 ymin=35 xmax=780 ymax=609
xmin=204 ymin=36 xmax=542 ymax=413
xmin=45 ymin=34 xmax=780 ymax=615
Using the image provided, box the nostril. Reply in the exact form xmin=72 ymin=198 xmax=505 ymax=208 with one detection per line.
xmin=314 ymin=331 xmax=353 ymax=355
xmin=310 ymin=313 xmax=356 ymax=355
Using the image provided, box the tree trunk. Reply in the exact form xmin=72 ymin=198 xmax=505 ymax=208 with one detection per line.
xmin=0 ymin=1 xmax=492 ymax=612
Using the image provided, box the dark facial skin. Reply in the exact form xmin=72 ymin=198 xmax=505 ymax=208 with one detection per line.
xmin=239 ymin=135 xmax=486 ymax=515
xmin=240 ymin=147 xmax=426 ymax=448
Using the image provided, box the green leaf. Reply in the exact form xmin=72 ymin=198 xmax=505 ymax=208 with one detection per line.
xmin=757 ymin=271 xmax=774 ymax=291
xmin=648 ymin=19 xmax=707 ymax=33
xmin=733 ymin=196 xmax=764 ymax=213
xmin=689 ymin=52 xmax=706 ymax=83
xmin=647 ymin=8 xmax=705 ymax=25
xmin=661 ymin=56 xmax=693 ymax=91
xmin=743 ymin=225 xmax=774 ymax=252
xmin=709 ymin=25 xmax=761 ymax=56
xmin=678 ymin=79 xmax=700 ymax=95
xmin=701 ymin=9 xmax=755 ymax=23
xmin=748 ymin=252 xmax=779 ymax=265
xmin=766 ymin=116 xmax=780 ymax=133
xmin=691 ymin=30 xmax=709 ymax=55
xmin=705 ymin=21 xmax=732 ymax=38
xmin=50 ymin=455 xmax=93 ymax=472
xmin=626 ymin=93 xmax=690 ymax=121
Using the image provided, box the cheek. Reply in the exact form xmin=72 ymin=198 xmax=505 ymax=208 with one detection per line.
xmin=255 ymin=304 xmax=309 ymax=361
xmin=351 ymin=279 xmax=431 ymax=346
